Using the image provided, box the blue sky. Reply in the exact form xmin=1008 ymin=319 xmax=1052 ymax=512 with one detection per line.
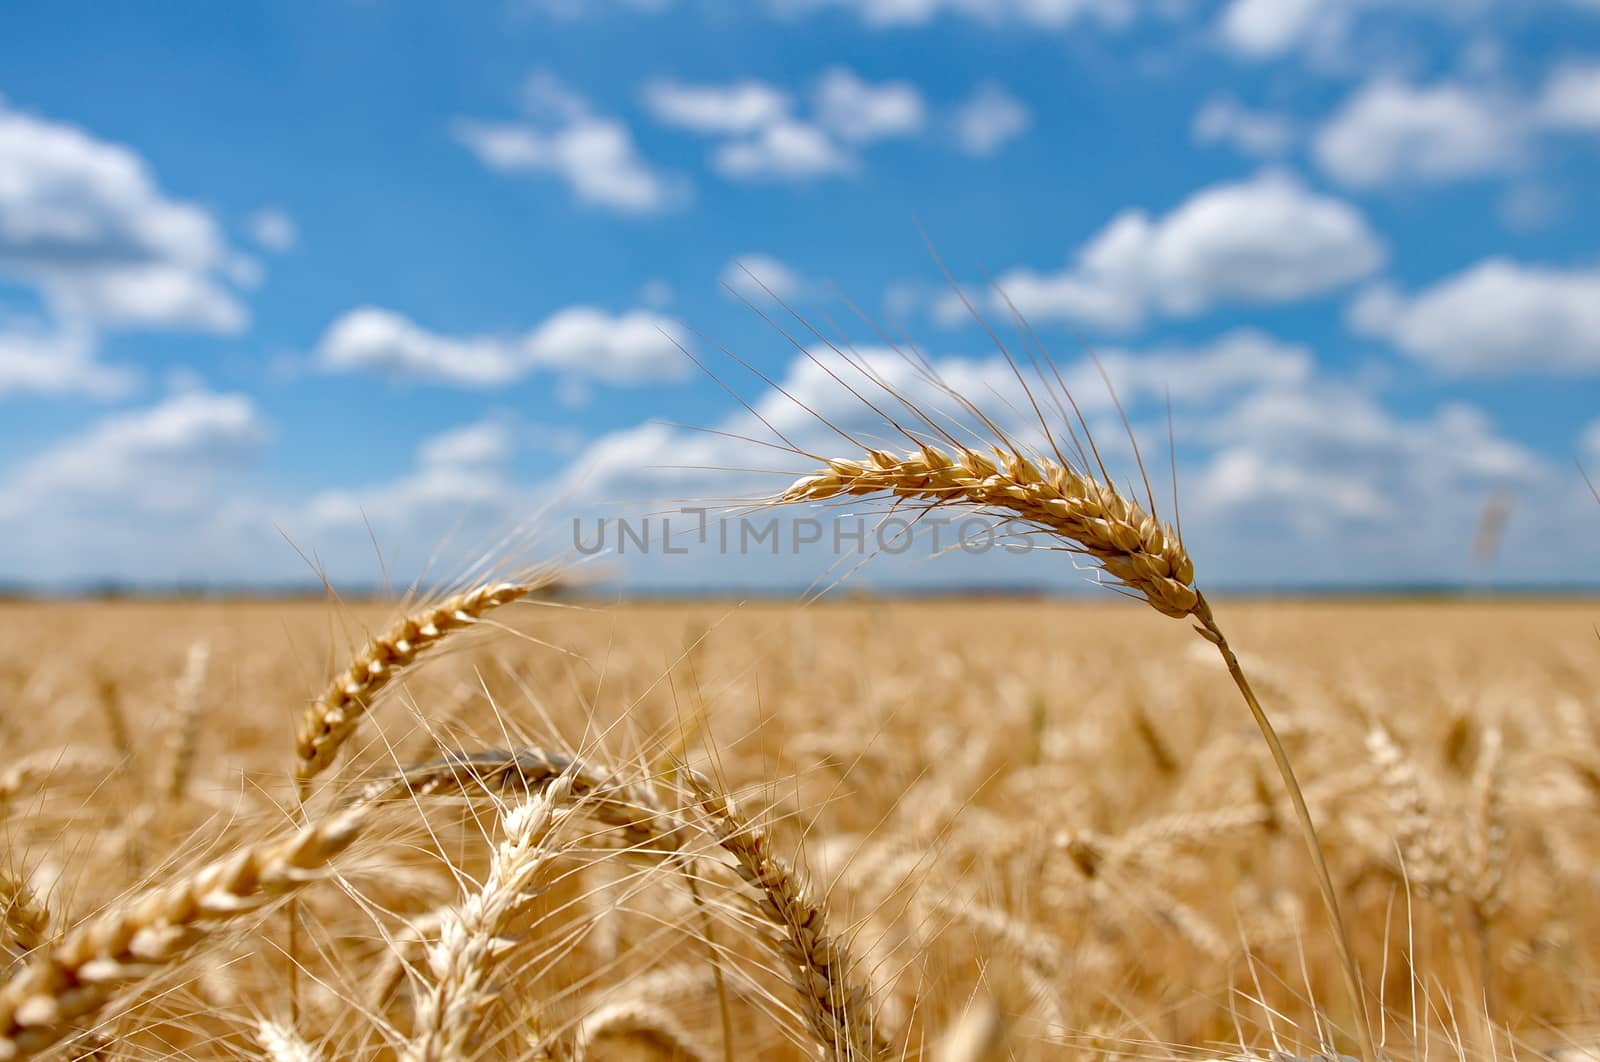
xmin=1 ymin=0 xmax=1598 ymax=592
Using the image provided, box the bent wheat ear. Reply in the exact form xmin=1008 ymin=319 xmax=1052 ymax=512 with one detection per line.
xmin=294 ymin=573 xmax=558 ymax=789
xmin=686 ymin=771 xmax=890 ymax=1062
xmin=783 ymin=445 xmax=1198 ymax=617
xmin=0 ymin=809 xmax=364 ymax=1061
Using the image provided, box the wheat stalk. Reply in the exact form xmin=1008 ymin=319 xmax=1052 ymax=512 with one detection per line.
xmin=685 ymin=770 xmax=890 ymax=1062
xmin=293 ymin=573 xmax=557 ymax=789
xmin=163 ymin=640 xmax=211 ymax=804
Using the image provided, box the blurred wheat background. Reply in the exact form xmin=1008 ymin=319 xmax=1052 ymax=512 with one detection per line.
xmin=4 ymin=593 xmax=1597 ymax=1060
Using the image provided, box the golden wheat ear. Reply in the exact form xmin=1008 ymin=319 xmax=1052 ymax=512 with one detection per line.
xmin=784 ymin=444 xmax=1198 ymax=617
xmin=293 ymin=568 xmax=562 ymax=791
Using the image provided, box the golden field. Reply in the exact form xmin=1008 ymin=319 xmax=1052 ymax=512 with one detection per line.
xmin=2 ymin=594 xmax=1598 ymax=1061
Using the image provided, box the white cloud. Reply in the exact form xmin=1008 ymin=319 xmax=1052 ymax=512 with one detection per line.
xmin=647 ymin=69 xmax=946 ymax=182
xmin=1216 ymin=0 xmax=1325 ymax=58
xmin=950 ymin=82 xmax=1031 ymax=156
xmin=1348 ymin=260 xmax=1600 ymax=375
xmin=0 ymin=391 xmax=269 ymax=519
xmin=977 ymin=170 xmax=1383 ymax=330
xmin=523 ymin=306 xmax=688 ymax=383
xmin=772 ymin=0 xmax=1134 ymax=29
xmin=1192 ymin=384 xmax=1540 ymax=538
xmin=1537 ymin=62 xmax=1600 ymax=131
xmin=1313 ymin=78 xmax=1523 ymax=187
xmin=317 ymin=308 xmax=525 ymax=386
xmin=0 ymin=96 xmax=247 ymax=334
xmin=454 ymin=72 xmax=685 ymax=213
xmin=418 ymin=419 xmax=515 ymax=470
xmin=713 ymin=120 xmax=855 ymax=181
xmin=719 ymin=254 xmax=810 ymax=302
xmin=316 ymin=305 xmax=688 ymax=387
xmin=1092 ymin=330 xmax=1316 ymax=404
xmin=45 ymin=263 xmax=249 ymax=333
xmin=1191 ymin=95 xmax=1294 ymax=157
xmin=0 ymin=318 xmax=136 ymax=399
xmin=1214 ymin=0 xmax=1494 ymax=67
xmin=642 ymin=79 xmax=792 ymax=135
xmin=644 ymin=75 xmax=857 ymax=182
xmin=299 ymin=418 xmax=530 ymax=537
xmin=247 ymin=208 xmax=297 ymax=252
xmin=813 ymin=68 xmax=926 ymax=143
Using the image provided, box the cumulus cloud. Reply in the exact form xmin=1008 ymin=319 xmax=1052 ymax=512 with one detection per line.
xmin=1537 ymin=62 xmax=1600 ymax=131
xmin=712 ymin=121 xmax=855 ymax=181
xmin=1313 ymin=78 xmax=1524 ymax=186
xmin=1190 ymin=382 xmax=1541 ymax=547
xmin=1216 ymin=0 xmax=1326 ymax=58
xmin=523 ymin=306 xmax=689 ymax=382
xmin=0 ymin=318 xmax=137 ymax=399
xmin=316 ymin=305 xmax=688 ymax=387
xmin=950 ymin=82 xmax=1031 ymax=156
xmin=0 ymin=390 xmax=270 ymax=528
xmin=1191 ymin=95 xmax=1295 ymax=157
xmin=969 ymin=170 xmax=1383 ymax=330
xmin=1213 ymin=0 xmax=1492 ymax=67
xmin=454 ymin=71 xmax=685 ymax=213
xmin=317 ymin=309 xmax=524 ymax=386
xmin=642 ymin=79 xmax=792 ymax=135
xmin=0 ymin=96 xmax=248 ymax=335
xmin=647 ymin=68 xmax=938 ymax=183
xmin=1348 ymin=260 xmax=1600 ymax=375
xmin=247 ymin=208 xmax=298 ymax=252
xmin=813 ymin=67 xmax=926 ymax=143
xmin=297 ymin=417 xmax=531 ymax=538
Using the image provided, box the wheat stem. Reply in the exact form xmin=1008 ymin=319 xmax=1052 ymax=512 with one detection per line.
xmin=1192 ymin=593 xmax=1375 ymax=1062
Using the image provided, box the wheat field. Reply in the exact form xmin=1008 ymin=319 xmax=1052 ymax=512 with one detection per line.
xmin=2 ymin=593 xmax=1596 ymax=1061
